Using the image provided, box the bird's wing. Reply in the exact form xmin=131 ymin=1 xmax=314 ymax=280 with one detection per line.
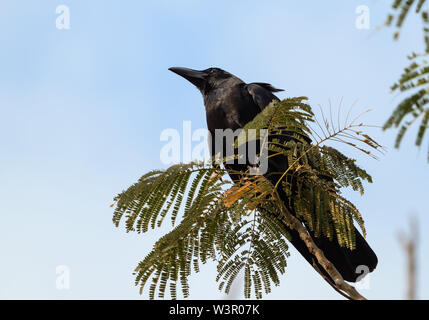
xmin=250 ymin=82 xmax=284 ymax=92
xmin=245 ymin=82 xmax=283 ymax=111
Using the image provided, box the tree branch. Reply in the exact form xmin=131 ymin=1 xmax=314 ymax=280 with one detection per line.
xmin=272 ymin=190 xmax=367 ymax=300
xmin=398 ymin=216 xmax=419 ymax=300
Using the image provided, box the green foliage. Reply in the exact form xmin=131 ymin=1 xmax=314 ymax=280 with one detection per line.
xmin=384 ymin=0 xmax=429 ymax=161
xmin=237 ymin=96 xmax=314 ymax=143
xmin=385 ymin=0 xmax=429 ymax=50
xmin=113 ymin=162 xmax=291 ymax=299
xmin=281 ymin=145 xmax=371 ymax=248
xmin=112 ymin=97 xmax=378 ymax=299
xmin=237 ymin=98 xmax=374 ymax=247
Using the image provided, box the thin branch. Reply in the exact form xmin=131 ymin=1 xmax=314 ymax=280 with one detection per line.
xmin=310 ymin=258 xmax=353 ymax=300
xmin=398 ymin=216 xmax=419 ymax=300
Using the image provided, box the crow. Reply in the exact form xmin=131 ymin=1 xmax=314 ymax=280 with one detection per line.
xmin=168 ymin=66 xmax=378 ymax=285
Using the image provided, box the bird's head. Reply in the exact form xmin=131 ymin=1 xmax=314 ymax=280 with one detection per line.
xmin=168 ymin=67 xmax=234 ymax=94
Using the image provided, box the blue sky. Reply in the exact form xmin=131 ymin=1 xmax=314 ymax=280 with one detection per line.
xmin=0 ymin=0 xmax=428 ymax=299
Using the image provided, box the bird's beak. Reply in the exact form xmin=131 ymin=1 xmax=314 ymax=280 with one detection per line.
xmin=168 ymin=67 xmax=207 ymax=89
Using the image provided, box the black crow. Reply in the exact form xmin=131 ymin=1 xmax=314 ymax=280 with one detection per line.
xmin=169 ymin=66 xmax=378 ymax=284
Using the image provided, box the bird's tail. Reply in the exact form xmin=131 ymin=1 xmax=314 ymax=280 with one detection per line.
xmin=265 ymin=134 xmax=378 ymax=284
xmin=280 ymin=217 xmax=378 ymax=283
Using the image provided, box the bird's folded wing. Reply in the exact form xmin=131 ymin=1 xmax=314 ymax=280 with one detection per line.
xmin=245 ymin=82 xmax=284 ymax=112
